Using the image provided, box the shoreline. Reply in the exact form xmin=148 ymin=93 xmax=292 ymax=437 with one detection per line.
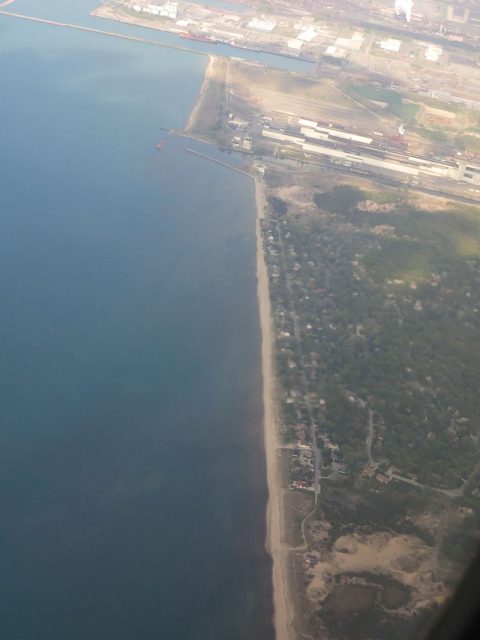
xmin=254 ymin=175 xmax=293 ymax=640
xmin=0 ymin=9 xmax=208 ymax=56
xmin=181 ymin=52 xmax=293 ymax=637
xmin=184 ymin=54 xmax=215 ymax=133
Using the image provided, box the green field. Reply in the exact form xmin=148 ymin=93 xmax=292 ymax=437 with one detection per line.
xmin=346 ymin=84 xmax=420 ymax=124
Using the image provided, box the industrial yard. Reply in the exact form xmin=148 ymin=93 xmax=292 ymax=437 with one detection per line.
xmin=93 ymin=0 xmax=480 ymax=105
xmin=2 ymin=1 xmax=480 ymax=639
xmin=93 ymin=0 xmax=480 ymax=183
xmin=184 ymin=55 xmax=480 ymax=203
xmin=258 ymin=118 xmax=480 ymax=190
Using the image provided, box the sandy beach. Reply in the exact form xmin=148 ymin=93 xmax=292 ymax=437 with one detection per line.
xmin=184 ymin=54 xmax=215 ymax=133
xmin=255 ymin=176 xmax=294 ymax=640
xmin=182 ymin=55 xmax=293 ymax=636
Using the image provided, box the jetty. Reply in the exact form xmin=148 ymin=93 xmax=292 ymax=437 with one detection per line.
xmin=0 ymin=9 xmax=208 ymax=57
xmin=186 ymin=148 xmax=250 ymax=177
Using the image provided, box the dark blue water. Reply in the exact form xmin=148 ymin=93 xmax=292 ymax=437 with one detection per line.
xmin=0 ymin=11 xmax=273 ymax=640
xmin=6 ymin=0 xmax=313 ymax=72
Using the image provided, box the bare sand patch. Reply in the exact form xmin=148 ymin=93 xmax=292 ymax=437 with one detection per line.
xmin=255 ymin=175 xmax=295 ymax=640
xmin=423 ymin=105 xmax=456 ymax=120
xmin=228 ymin=63 xmax=384 ymax=131
xmin=275 ymin=185 xmax=313 ymax=210
xmin=307 ymin=531 xmax=446 ymax=611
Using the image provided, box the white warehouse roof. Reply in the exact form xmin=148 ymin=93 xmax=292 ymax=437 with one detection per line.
xmin=248 ymin=17 xmax=276 ymax=32
xmin=287 ymin=39 xmax=304 ymax=50
xmin=298 ymin=27 xmax=317 ymax=42
xmin=380 ymin=38 xmax=402 ymax=52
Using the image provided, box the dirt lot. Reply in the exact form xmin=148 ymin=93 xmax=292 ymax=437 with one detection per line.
xmin=228 ymin=62 xmax=390 ymax=132
xmin=307 ymin=531 xmax=449 ymax=612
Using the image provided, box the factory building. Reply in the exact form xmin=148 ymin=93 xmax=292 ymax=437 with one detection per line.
xmin=458 ymin=163 xmax=480 ymax=185
xmin=132 ymin=2 xmax=178 ymax=19
xmin=446 ymin=5 xmax=470 ymax=24
xmin=261 ymin=129 xmax=305 ymax=144
xmin=300 ymin=127 xmax=329 ymax=141
xmin=261 ymin=124 xmax=480 ymax=185
xmin=247 ymin=18 xmax=276 ymax=32
xmin=301 ymin=142 xmax=420 ymax=175
xmin=298 ymin=118 xmax=373 ymax=145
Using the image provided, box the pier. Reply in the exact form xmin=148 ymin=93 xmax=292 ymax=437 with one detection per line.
xmin=0 ymin=9 xmax=208 ymax=57
xmin=186 ymin=148 xmax=251 ymax=177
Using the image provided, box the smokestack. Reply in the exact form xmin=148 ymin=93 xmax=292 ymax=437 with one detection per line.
xmin=394 ymin=0 xmax=413 ymax=22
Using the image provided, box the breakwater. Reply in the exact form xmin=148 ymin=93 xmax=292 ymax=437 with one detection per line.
xmin=0 ymin=9 xmax=208 ymax=55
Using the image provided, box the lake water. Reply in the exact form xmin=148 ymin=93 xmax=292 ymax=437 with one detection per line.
xmin=5 ymin=0 xmax=313 ymax=73
xmin=0 ymin=7 xmax=273 ymax=640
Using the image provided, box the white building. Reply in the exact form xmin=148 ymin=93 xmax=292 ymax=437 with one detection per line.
xmin=247 ymin=17 xmax=276 ymax=32
xmin=261 ymin=129 xmax=304 ymax=144
xmin=425 ymin=44 xmax=442 ymax=62
xmin=133 ymin=2 xmax=178 ymax=19
xmin=298 ymin=27 xmax=317 ymax=42
xmin=301 ymin=127 xmax=329 ymax=141
xmin=325 ymin=45 xmax=346 ymax=58
xmin=287 ymin=39 xmax=304 ymax=50
xmin=380 ymin=38 xmax=402 ymax=52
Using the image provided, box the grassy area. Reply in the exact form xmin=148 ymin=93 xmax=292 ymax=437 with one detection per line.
xmin=365 ymin=206 xmax=480 ymax=282
xmin=264 ymin=179 xmax=480 ymax=640
xmin=456 ymin=133 xmax=480 ymax=154
xmin=266 ymin=182 xmax=480 ymax=485
xmin=346 ymin=84 xmax=420 ymax=124
xmin=417 ymin=126 xmax=449 ymax=143
xmin=364 ymin=239 xmax=433 ymax=283
xmin=362 ymin=190 xmax=402 ymax=205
